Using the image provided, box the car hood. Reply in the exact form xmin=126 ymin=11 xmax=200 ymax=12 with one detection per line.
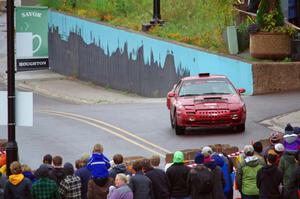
xmin=178 ymin=94 xmax=243 ymax=109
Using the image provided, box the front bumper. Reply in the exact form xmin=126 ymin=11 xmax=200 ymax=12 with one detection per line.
xmin=176 ymin=109 xmax=246 ymax=127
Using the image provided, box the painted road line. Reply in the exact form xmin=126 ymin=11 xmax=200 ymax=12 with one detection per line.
xmin=40 ymin=111 xmax=166 ymax=158
xmin=39 ymin=109 xmax=172 ymax=154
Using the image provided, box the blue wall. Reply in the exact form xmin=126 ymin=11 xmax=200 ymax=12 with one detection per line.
xmin=48 ymin=11 xmax=253 ymax=95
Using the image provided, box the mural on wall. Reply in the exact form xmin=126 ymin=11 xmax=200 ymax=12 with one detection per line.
xmin=48 ymin=11 xmax=253 ymax=97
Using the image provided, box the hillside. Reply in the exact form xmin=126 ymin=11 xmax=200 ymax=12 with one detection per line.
xmin=39 ymin=0 xmax=239 ymax=53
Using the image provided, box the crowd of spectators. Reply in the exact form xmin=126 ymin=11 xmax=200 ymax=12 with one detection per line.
xmin=0 ymin=123 xmax=299 ymax=199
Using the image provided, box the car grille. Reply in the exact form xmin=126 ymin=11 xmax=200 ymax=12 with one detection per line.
xmin=192 ymin=120 xmax=229 ymax=125
xmin=197 ymin=110 xmax=230 ymax=119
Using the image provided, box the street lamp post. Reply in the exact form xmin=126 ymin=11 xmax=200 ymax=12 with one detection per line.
xmin=150 ymin=0 xmax=162 ymax=25
xmin=6 ymin=0 xmax=18 ymax=176
xmin=142 ymin=0 xmax=164 ymax=32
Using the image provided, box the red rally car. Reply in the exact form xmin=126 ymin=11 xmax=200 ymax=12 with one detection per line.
xmin=167 ymin=73 xmax=246 ymax=135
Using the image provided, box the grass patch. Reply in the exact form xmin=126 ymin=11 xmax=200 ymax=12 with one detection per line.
xmin=40 ymin=0 xmax=239 ymax=53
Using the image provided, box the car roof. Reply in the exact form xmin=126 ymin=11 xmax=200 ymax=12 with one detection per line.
xmin=181 ymin=74 xmax=227 ymax=81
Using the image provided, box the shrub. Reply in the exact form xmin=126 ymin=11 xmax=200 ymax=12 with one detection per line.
xmin=247 ymin=0 xmax=297 ymax=37
xmin=256 ymin=0 xmax=284 ymax=28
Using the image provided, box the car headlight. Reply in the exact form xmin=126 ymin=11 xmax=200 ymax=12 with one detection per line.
xmin=232 ymin=114 xmax=239 ymax=120
xmin=177 ymin=104 xmax=185 ymax=111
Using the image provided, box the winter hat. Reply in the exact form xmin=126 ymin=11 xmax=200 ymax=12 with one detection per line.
xmin=243 ymin=145 xmax=254 ymax=156
xmin=37 ymin=164 xmax=49 ymax=178
xmin=274 ymin=143 xmax=285 ymax=152
xmin=211 ymin=154 xmax=224 ymax=167
xmin=202 ymin=146 xmax=213 ymax=157
xmin=269 ymin=132 xmax=281 ymax=144
xmin=64 ymin=162 xmax=74 ymax=175
xmin=173 ymin=151 xmax=184 ymax=163
xmin=253 ymin=141 xmax=263 ymax=153
xmin=285 ymin=123 xmax=294 ymax=135
xmin=194 ymin=152 xmax=204 ymax=164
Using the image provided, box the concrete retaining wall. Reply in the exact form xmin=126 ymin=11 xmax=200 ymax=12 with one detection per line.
xmin=48 ymin=11 xmax=253 ymax=97
xmin=252 ymin=62 xmax=300 ymax=94
xmin=48 ymin=11 xmax=300 ymax=97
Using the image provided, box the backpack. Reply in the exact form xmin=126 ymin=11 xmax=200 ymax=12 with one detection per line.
xmin=192 ymin=167 xmax=213 ymax=194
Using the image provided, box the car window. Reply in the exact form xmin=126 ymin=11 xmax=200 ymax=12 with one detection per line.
xmin=179 ymin=79 xmax=236 ymax=96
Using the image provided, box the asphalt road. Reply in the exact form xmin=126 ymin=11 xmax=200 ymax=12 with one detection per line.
xmin=1 ymin=84 xmax=300 ymax=168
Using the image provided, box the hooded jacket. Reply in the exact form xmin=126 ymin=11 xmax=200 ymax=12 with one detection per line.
xmin=87 ymin=153 xmax=111 ymax=179
xmin=187 ymin=164 xmax=213 ymax=199
xmin=49 ymin=167 xmax=66 ymax=185
xmin=4 ymin=174 xmax=32 ymax=199
xmin=87 ymin=177 xmax=113 ymax=199
xmin=75 ymin=166 xmax=91 ymax=199
xmin=279 ymin=151 xmax=297 ymax=187
xmin=144 ymin=168 xmax=170 ymax=199
xmin=0 ymin=173 xmax=7 ymax=198
xmin=288 ymin=164 xmax=300 ymax=199
xmin=256 ymin=164 xmax=283 ymax=199
xmin=212 ymin=154 xmax=232 ymax=195
xmin=205 ymin=160 xmax=226 ymax=199
xmin=236 ymin=156 xmax=263 ymax=195
xmin=166 ymin=151 xmax=190 ymax=198
xmin=128 ymin=171 xmax=153 ymax=199
xmin=283 ymin=136 xmax=300 ymax=152
xmin=109 ymin=164 xmax=131 ymax=179
xmin=22 ymin=171 xmax=36 ymax=183
xmin=108 ymin=184 xmax=133 ymax=199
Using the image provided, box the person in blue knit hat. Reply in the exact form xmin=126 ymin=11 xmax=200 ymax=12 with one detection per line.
xmin=187 ymin=152 xmax=216 ymax=199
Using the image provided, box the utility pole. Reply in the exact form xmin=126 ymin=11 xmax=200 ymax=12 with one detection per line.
xmin=6 ymin=0 xmax=18 ymax=176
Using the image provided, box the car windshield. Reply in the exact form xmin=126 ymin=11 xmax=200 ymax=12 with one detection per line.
xmin=179 ymin=79 xmax=236 ymax=97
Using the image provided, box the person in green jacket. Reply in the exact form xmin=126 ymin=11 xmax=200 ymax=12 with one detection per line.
xmin=236 ymin=145 xmax=264 ymax=199
xmin=279 ymin=150 xmax=297 ymax=199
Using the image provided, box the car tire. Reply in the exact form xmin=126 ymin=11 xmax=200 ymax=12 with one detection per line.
xmin=174 ymin=114 xmax=185 ymax=135
xmin=170 ymin=113 xmax=174 ymax=129
xmin=237 ymin=123 xmax=245 ymax=132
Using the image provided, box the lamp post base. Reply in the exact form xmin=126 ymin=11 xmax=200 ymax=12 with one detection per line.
xmin=142 ymin=19 xmax=164 ymax=32
xmin=6 ymin=141 xmax=18 ymax=175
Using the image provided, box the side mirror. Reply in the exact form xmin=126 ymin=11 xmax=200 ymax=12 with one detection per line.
xmin=167 ymin=91 xmax=176 ymax=98
xmin=237 ymin=88 xmax=246 ymax=94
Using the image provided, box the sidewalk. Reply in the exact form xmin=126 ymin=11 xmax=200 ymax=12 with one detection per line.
xmin=0 ymin=69 xmax=165 ymax=104
xmin=260 ymin=110 xmax=300 ymax=132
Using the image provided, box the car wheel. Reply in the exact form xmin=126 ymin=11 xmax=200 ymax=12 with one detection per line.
xmin=174 ymin=114 xmax=185 ymax=135
xmin=170 ymin=113 xmax=174 ymax=129
xmin=236 ymin=123 xmax=245 ymax=132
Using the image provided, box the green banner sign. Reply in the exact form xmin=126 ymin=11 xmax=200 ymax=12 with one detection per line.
xmin=16 ymin=6 xmax=48 ymax=71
